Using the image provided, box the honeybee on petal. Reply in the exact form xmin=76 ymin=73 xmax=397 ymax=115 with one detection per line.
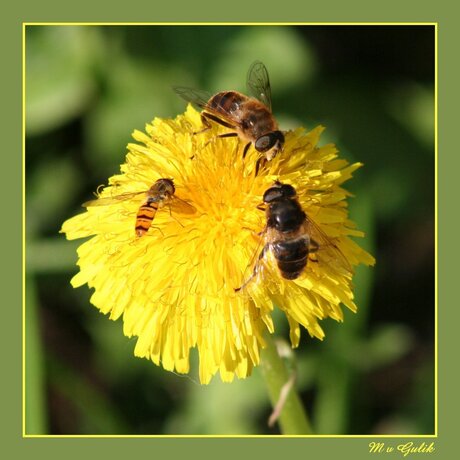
xmin=236 ymin=181 xmax=352 ymax=291
xmin=174 ymin=61 xmax=284 ymax=174
xmin=83 ymin=178 xmax=196 ymax=237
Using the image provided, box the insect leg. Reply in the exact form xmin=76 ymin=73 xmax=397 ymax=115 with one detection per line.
xmin=308 ymin=238 xmax=320 ymax=263
xmin=193 ymin=113 xmax=213 ymax=135
xmin=197 ymin=113 xmax=239 ymax=153
xmin=217 ymin=132 xmax=239 ymax=139
xmin=202 ymin=111 xmax=236 ymax=130
xmin=242 ymin=142 xmax=251 ymax=159
xmin=235 ymin=244 xmax=268 ymax=292
xmin=310 ymin=238 xmax=319 ymax=253
xmin=202 ymin=131 xmax=239 ymax=151
xmin=168 ymin=210 xmax=185 ymax=228
xmin=255 ymin=156 xmax=267 ymax=176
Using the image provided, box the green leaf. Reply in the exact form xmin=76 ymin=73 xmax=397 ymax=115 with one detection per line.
xmin=210 ymin=26 xmax=317 ymax=93
xmin=26 ymin=26 xmax=104 ymax=135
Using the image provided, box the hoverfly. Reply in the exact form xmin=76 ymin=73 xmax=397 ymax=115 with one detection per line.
xmin=83 ymin=178 xmax=196 ymax=237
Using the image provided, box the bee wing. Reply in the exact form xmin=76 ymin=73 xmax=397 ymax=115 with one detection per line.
xmin=169 ymin=196 xmax=197 ymax=215
xmin=234 ymin=227 xmax=269 ymax=292
xmin=246 ymin=60 xmax=272 ymax=110
xmin=172 ymin=86 xmax=213 ymax=110
xmin=304 ymin=215 xmax=353 ymax=276
xmin=82 ymin=191 xmax=146 ymax=207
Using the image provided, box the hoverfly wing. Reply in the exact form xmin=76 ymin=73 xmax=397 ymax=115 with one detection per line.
xmin=169 ymin=196 xmax=197 ymax=215
xmin=246 ymin=60 xmax=272 ymax=110
xmin=82 ymin=191 xmax=145 ymax=207
xmin=172 ymin=86 xmax=213 ymax=110
xmin=304 ymin=215 xmax=353 ymax=276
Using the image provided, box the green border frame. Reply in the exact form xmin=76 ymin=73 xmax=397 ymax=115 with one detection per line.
xmin=6 ymin=1 xmax=452 ymax=458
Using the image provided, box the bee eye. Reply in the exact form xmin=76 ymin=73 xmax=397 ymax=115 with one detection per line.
xmin=281 ymin=184 xmax=296 ymax=198
xmin=263 ymin=183 xmax=297 ymax=203
xmin=263 ymin=188 xmax=283 ymax=203
xmin=255 ymin=135 xmax=272 ymax=152
xmin=255 ymin=131 xmax=285 ymax=153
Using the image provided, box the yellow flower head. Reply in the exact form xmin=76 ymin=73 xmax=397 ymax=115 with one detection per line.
xmin=61 ymin=105 xmax=375 ymax=384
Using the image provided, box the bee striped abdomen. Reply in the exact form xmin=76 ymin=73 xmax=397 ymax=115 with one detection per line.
xmin=135 ymin=200 xmax=159 ymax=237
xmin=272 ymin=237 xmax=309 ymax=280
xmin=208 ymin=91 xmax=245 ymax=116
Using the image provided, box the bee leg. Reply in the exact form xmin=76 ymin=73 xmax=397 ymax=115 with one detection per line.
xmin=198 ymin=113 xmax=238 ymax=151
xmin=255 ymin=156 xmax=267 ymax=176
xmin=235 ymin=245 xmax=267 ymax=292
xmin=310 ymin=238 xmax=319 ymax=253
xmin=189 ymin=116 xmax=213 ymax=158
xmin=256 ymin=225 xmax=267 ymax=236
xmin=217 ymin=132 xmax=239 ymax=139
xmin=193 ymin=113 xmax=213 ymax=135
xmin=202 ymin=132 xmax=238 ymax=151
xmin=308 ymin=239 xmax=320 ymax=263
xmin=242 ymin=142 xmax=251 ymax=159
xmin=256 ymin=203 xmax=266 ymax=212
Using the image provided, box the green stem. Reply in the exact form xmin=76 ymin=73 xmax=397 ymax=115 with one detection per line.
xmin=260 ymin=334 xmax=313 ymax=434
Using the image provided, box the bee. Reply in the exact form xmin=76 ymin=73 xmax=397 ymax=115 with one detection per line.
xmin=83 ymin=178 xmax=196 ymax=237
xmin=173 ymin=61 xmax=284 ymax=174
xmin=236 ymin=181 xmax=351 ymax=291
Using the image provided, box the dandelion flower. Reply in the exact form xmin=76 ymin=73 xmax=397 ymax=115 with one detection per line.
xmin=61 ymin=105 xmax=375 ymax=384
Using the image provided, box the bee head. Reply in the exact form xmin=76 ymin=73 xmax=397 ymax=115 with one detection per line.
xmin=156 ymin=178 xmax=175 ymax=195
xmin=263 ymin=181 xmax=297 ymax=203
xmin=255 ymin=130 xmax=285 ymax=160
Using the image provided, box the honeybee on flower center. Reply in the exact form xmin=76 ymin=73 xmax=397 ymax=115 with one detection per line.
xmin=174 ymin=61 xmax=284 ymax=175
xmin=236 ymin=181 xmax=352 ymax=291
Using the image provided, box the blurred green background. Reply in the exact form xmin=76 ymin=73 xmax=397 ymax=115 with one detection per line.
xmin=25 ymin=25 xmax=435 ymax=435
